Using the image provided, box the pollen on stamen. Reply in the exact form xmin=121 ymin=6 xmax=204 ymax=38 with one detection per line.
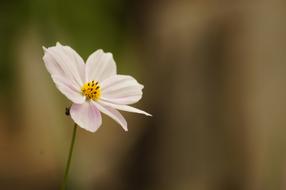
xmin=81 ymin=81 xmax=101 ymax=100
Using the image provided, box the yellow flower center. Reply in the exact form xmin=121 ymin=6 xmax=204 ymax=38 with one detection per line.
xmin=81 ymin=80 xmax=101 ymax=100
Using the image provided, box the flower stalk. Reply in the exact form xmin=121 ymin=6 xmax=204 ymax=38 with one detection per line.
xmin=61 ymin=123 xmax=78 ymax=190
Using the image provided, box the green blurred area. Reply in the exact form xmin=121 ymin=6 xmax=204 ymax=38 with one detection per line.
xmin=1 ymin=0 xmax=286 ymax=190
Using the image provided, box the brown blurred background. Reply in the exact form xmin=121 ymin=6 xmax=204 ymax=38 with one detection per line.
xmin=1 ymin=0 xmax=286 ymax=190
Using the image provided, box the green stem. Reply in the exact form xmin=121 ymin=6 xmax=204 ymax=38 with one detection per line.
xmin=61 ymin=123 xmax=78 ymax=190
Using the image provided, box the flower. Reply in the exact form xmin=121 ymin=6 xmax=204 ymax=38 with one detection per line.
xmin=43 ymin=42 xmax=151 ymax=132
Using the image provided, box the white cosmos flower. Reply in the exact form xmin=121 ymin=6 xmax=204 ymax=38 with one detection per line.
xmin=43 ymin=42 xmax=151 ymax=132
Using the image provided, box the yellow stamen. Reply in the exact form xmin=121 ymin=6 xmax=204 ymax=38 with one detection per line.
xmin=81 ymin=80 xmax=101 ymax=100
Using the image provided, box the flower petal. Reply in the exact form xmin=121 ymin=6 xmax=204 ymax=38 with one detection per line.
xmin=85 ymin=49 xmax=116 ymax=82
xmin=43 ymin=42 xmax=85 ymax=88
xmin=98 ymin=100 xmax=151 ymax=116
xmin=93 ymin=101 xmax=127 ymax=131
xmin=70 ymin=101 xmax=102 ymax=132
xmin=58 ymin=43 xmax=86 ymax=83
xmin=100 ymin=75 xmax=143 ymax=105
xmin=52 ymin=75 xmax=85 ymax=104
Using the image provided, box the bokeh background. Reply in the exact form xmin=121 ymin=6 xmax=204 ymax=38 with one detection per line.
xmin=1 ymin=0 xmax=286 ymax=190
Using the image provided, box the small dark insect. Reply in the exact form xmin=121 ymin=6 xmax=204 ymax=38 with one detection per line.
xmin=65 ymin=107 xmax=70 ymax=116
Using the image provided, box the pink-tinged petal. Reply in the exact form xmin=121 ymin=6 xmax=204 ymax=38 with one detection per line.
xmin=57 ymin=43 xmax=85 ymax=83
xmin=98 ymin=100 xmax=152 ymax=116
xmin=43 ymin=46 xmax=64 ymax=77
xmin=51 ymin=75 xmax=85 ymax=104
xmin=85 ymin=49 xmax=116 ymax=82
xmin=93 ymin=101 xmax=127 ymax=131
xmin=43 ymin=42 xmax=85 ymax=88
xmin=100 ymin=75 xmax=143 ymax=105
xmin=70 ymin=101 xmax=102 ymax=132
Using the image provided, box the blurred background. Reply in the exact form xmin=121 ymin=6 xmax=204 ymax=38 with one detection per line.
xmin=1 ymin=0 xmax=286 ymax=189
